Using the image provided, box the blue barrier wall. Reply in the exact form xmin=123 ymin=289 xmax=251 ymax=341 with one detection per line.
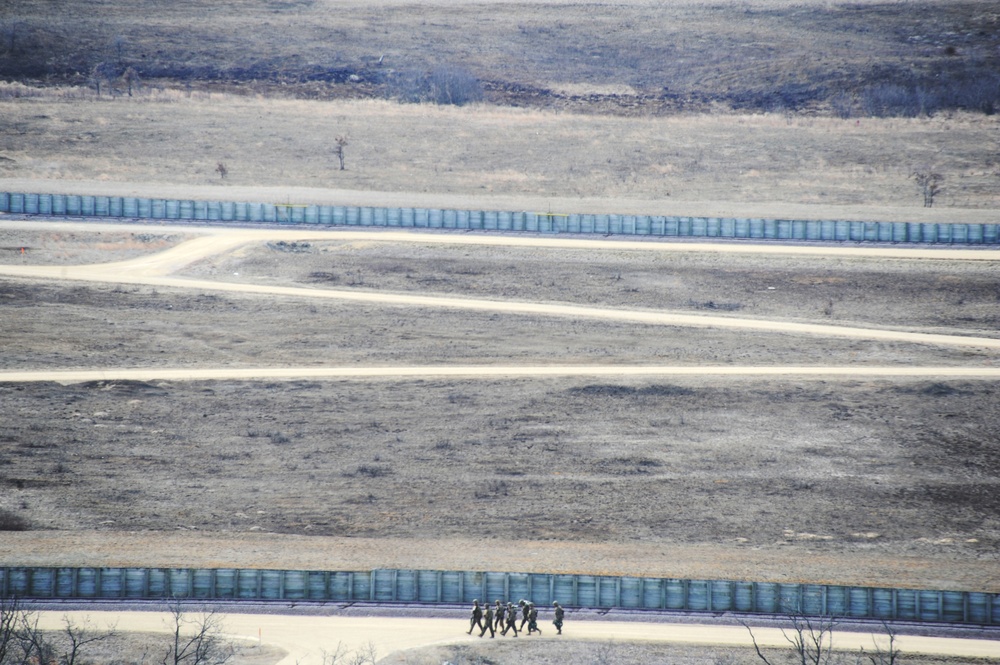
xmin=2 ymin=567 xmax=996 ymax=626
xmin=2 ymin=192 xmax=998 ymax=245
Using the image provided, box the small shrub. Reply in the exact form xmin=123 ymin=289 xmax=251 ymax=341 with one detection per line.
xmin=861 ymin=84 xmax=925 ymax=118
xmin=387 ymin=65 xmax=483 ymax=106
xmin=354 ymin=464 xmax=392 ymax=478
xmin=830 ymin=91 xmax=854 ymax=119
xmin=268 ymin=431 xmax=291 ymax=445
xmin=911 ymin=169 xmax=944 ymax=207
xmin=0 ymin=507 xmax=29 ymax=531
xmin=428 ymin=66 xmax=483 ymax=106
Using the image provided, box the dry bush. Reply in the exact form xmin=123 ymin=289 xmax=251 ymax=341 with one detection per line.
xmin=0 ymin=508 xmax=29 ymax=531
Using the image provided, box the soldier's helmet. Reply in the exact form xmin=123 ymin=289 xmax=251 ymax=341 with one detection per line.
xmin=473 ymin=599 xmax=479 ymax=605
xmin=519 ymin=599 xmax=526 ymax=606
xmin=553 ymin=601 xmax=559 ymax=606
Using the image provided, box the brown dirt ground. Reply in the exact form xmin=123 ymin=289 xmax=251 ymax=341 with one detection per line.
xmin=1 ymin=224 xmax=999 ymax=594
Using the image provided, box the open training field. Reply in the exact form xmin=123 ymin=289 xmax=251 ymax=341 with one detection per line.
xmin=1 ymin=1 xmax=1000 ymax=663
xmin=1 ymin=222 xmax=999 ymax=596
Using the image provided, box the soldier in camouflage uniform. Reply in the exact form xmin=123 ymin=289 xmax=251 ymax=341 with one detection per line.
xmin=479 ymin=601 xmax=495 ymax=638
xmin=526 ymin=602 xmax=541 ymax=635
xmin=552 ymin=601 xmax=564 ymax=634
xmin=517 ymin=599 xmax=530 ymax=632
xmin=467 ymin=599 xmax=484 ymax=634
xmin=493 ymin=600 xmax=506 ymax=632
xmin=502 ymin=602 xmax=519 ymax=637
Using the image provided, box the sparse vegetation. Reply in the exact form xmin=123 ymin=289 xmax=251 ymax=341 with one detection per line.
xmin=2 ymin=86 xmax=996 ymax=209
xmin=744 ymin=616 xmax=903 ymax=665
xmin=0 ymin=508 xmax=29 ymax=532
xmin=162 ymin=602 xmax=233 ymax=665
xmin=0 ymin=0 xmax=997 ymax=118
xmin=0 ymin=598 xmax=119 ymax=665
xmin=395 ymin=639 xmax=964 ymax=665
xmin=912 ymin=168 xmax=944 ymax=207
xmin=745 ymin=616 xmax=838 ymax=665
xmin=333 ymin=135 xmax=348 ymax=171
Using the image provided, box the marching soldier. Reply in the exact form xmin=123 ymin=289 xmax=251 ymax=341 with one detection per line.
xmin=518 ymin=599 xmax=530 ymax=632
xmin=502 ymin=602 xmax=519 ymax=637
xmin=467 ymin=599 xmax=484 ymax=635
xmin=552 ymin=601 xmax=564 ymax=634
xmin=527 ymin=602 xmax=541 ymax=635
xmin=480 ymin=601 xmax=496 ymax=638
xmin=493 ymin=600 xmax=506 ymax=631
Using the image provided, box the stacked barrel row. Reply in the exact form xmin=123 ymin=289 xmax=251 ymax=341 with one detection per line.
xmin=2 ymin=192 xmax=998 ymax=244
xmin=2 ymin=567 xmax=996 ymax=626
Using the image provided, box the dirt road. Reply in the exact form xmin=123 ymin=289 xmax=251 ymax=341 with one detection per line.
xmin=3 ymin=366 xmax=1000 ymax=384
xmin=31 ymin=610 xmax=1000 ymax=665
xmin=3 ymin=221 xmax=999 ymax=355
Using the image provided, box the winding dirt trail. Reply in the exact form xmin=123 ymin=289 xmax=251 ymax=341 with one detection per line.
xmin=0 ymin=221 xmax=1000 ymax=381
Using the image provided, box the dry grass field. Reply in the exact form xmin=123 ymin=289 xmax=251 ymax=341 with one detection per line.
xmin=1 ymin=91 xmax=999 ymax=213
xmin=1 ymin=0 xmax=999 ymax=213
xmin=1 ymin=226 xmax=999 ymax=596
xmin=1 ymin=2 xmax=1000 ymax=662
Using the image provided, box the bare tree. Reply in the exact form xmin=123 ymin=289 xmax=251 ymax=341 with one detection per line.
xmin=89 ymin=62 xmax=118 ymax=98
xmin=110 ymin=35 xmax=128 ymax=63
xmin=744 ymin=615 xmax=838 ymax=665
xmin=861 ymin=620 xmax=901 ymax=665
xmin=89 ymin=63 xmax=106 ymax=98
xmin=592 ymin=640 xmax=616 ymax=665
xmin=319 ymin=643 xmax=349 ymax=665
xmin=62 ymin=616 xmax=118 ymax=665
xmin=12 ymin=608 xmax=55 ymax=665
xmin=121 ymin=66 xmax=140 ymax=97
xmin=911 ymin=168 xmax=943 ymax=207
xmin=347 ymin=642 xmax=377 ymax=665
xmin=162 ymin=602 xmax=233 ymax=665
xmin=333 ymin=135 xmax=348 ymax=171
xmin=0 ymin=596 xmax=23 ymax=665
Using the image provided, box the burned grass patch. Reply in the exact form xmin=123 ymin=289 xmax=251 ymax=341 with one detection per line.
xmin=568 ymin=384 xmax=695 ymax=398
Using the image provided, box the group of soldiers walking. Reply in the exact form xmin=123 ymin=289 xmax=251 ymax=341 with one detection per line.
xmin=467 ymin=599 xmax=565 ymax=638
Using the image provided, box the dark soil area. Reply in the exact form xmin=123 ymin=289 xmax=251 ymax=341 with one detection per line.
xmin=2 ymin=0 xmax=998 ymax=116
xmin=3 ymin=369 xmax=999 ymax=560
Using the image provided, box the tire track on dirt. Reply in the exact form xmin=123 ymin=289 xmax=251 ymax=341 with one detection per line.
xmin=4 ymin=267 xmax=1000 ymax=350
xmin=3 ymin=222 xmax=1000 ymax=364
